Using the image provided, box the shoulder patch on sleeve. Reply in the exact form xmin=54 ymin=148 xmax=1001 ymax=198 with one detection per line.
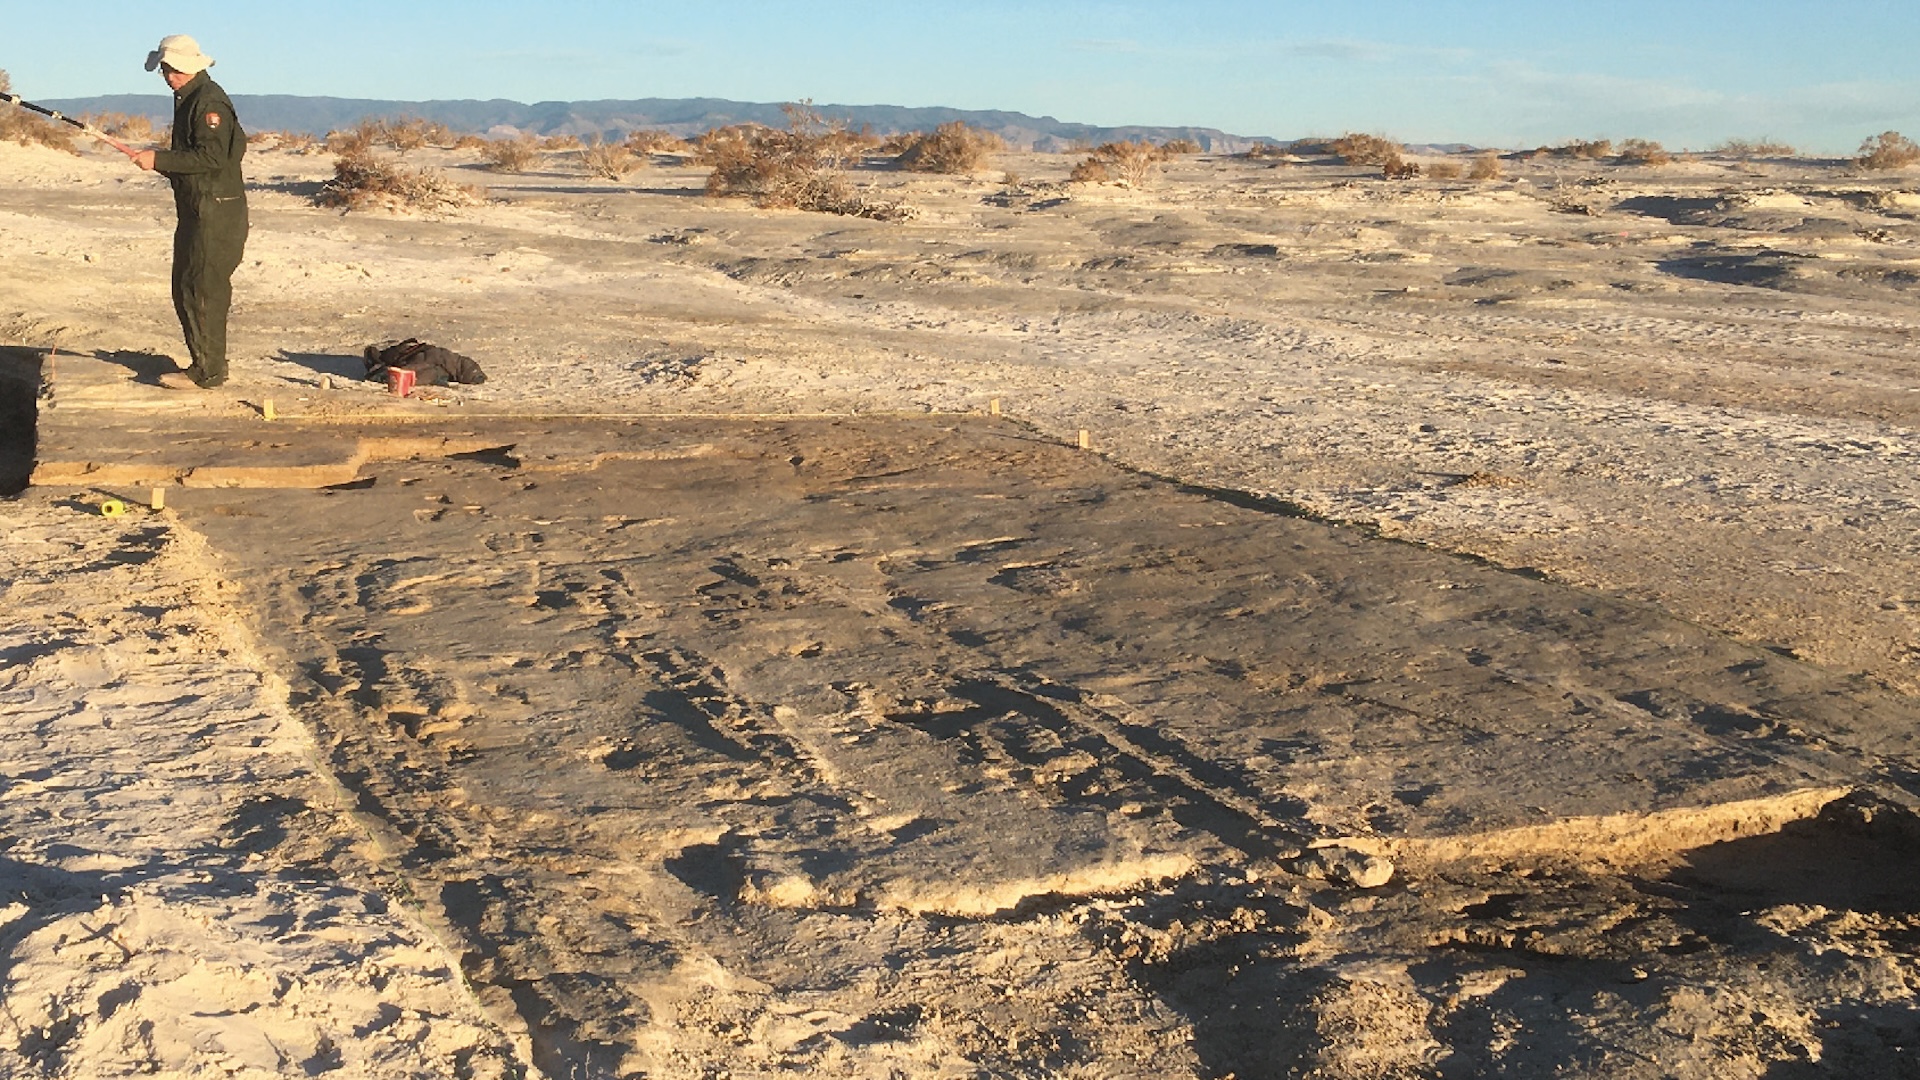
xmin=206 ymin=111 xmax=221 ymax=129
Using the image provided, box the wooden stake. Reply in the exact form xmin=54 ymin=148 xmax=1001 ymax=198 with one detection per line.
xmin=989 ymin=397 xmax=1002 ymax=416
xmin=262 ymin=398 xmax=277 ymax=421
xmin=1078 ymin=429 xmax=1092 ymax=450
xmin=150 ymin=487 xmax=165 ymax=511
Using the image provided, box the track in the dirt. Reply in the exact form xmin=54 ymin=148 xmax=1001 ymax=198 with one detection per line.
xmin=175 ymin=415 xmax=1920 ymax=1078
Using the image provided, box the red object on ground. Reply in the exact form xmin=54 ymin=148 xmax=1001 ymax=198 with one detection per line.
xmin=386 ymin=368 xmax=416 ymax=397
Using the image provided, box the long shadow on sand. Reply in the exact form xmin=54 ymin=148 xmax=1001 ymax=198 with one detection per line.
xmin=89 ymin=349 xmax=182 ymax=383
xmin=276 ymin=349 xmax=366 ymax=380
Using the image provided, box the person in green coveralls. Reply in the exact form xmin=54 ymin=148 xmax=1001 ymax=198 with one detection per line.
xmin=131 ymin=35 xmax=248 ymax=390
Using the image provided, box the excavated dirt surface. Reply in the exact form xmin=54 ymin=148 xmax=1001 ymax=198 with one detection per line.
xmin=6 ymin=139 xmax=1920 ymax=1077
xmin=143 ymin=416 xmax=1920 ymax=1078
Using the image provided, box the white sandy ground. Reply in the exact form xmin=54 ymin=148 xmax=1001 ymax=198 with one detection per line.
xmin=0 ymin=506 xmax=521 ymax=1075
xmin=3 ymin=134 xmax=1920 ymax=1078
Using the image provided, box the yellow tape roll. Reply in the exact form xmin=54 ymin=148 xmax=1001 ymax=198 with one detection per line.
xmin=99 ymin=499 xmax=126 ymax=517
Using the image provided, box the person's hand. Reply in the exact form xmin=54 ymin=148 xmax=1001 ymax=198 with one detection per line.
xmin=131 ymin=149 xmax=157 ymax=171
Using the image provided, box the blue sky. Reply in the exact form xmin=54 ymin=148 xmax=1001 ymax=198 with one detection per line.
xmin=8 ymin=1 xmax=1918 ymax=153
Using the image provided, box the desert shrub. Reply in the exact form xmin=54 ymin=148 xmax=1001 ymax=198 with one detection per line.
xmin=382 ymin=116 xmax=432 ymax=156
xmin=1330 ymin=133 xmax=1403 ymax=166
xmin=822 ymin=125 xmax=883 ymax=159
xmin=315 ymin=155 xmax=478 ymax=214
xmin=326 ymin=119 xmax=383 ymax=158
xmin=482 ymin=135 xmax=542 ymax=173
xmin=1467 ymin=152 xmax=1504 ymax=181
xmin=1072 ymin=140 xmax=1166 ymax=187
xmin=693 ymin=123 xmax=769 ymax=166
xmin=254 ymin=129 xmax=321 ymax=153
xmin=84 ymin=112 xmax=155 ymax=142
xmin=1426 ymin=161 xmax=1463 ymax=180
xmin=1716 ymin=138 xmax=1797 ymax=159
xmin=1857 ymin=131 xmax=1920 ymax=170
xmin=1243 ymin=142 xmax=1288 ymax=159
xmin=1068 ymin=157 xmax=1111 ymax=183
xmin=701 ymin=104 xmax=910 ymax=220
xmin=1566 ymin=138 xmax=1613 ymax=159
xmin=1382 ymin=157 xmax=1421 ymax=179
xmin=580 ymin=135 xmax=639 ymax=179
xmin=1618 ymin=138 xmax=1671 ymax=165
xmin=539 ymin=133 xmax=582 ymax=151
xmin=624 ymin=129 xmax=690 ymax=155
xmin=894 ymin=121 xmax=1003 ymax=173
xmin=0 ymin=70 xmax=77 ymax=151
xmin=1160 ymin=138 xmax=1202 ymax=155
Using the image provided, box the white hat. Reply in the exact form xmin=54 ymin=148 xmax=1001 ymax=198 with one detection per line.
xmin=145 ymin=35 xmax=215 ymax=75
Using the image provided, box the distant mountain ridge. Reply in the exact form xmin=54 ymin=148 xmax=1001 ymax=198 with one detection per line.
xmin=38 ymin=94 xmax=1284 ymax=153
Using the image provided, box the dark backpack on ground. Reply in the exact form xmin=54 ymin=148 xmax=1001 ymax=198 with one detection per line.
xmin=363 ymin=339 xmax=487 ymax=386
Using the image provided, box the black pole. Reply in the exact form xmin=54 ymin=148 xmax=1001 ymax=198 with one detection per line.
xmin=0 ymin=92 xmax=89 ymax=130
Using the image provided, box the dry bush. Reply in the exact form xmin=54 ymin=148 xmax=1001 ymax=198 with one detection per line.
xmin=819 ymin=124 xmax=883 ymax=161
xmin=1618 ymin=138 xmax=1671 ymax=166
xmin=539 ymin=133 xmax=582 ymax=151
xmin=1330 ymin=133 xmax=1404 ymax=166
xmin=1068 ymin=158 xmax=1111 ymax=183
xmin=693 ymin=123 xmax=769 ymax=166
xmin=1467 ymin=152 xmax=1504 ymax=181
xmin=701 ymin=104 xmax=910 ymax=220
xmin=382 ymin=116 xmax=432 ymax=156
xmin=580 ymin=135 xmax=639 ymax=179
xmin=315 ymin=155 xmax=478 ymax=214
xmin=482 ymin=135 xmax=542 ymax=173
xmin=0 ymin=70 xmax=77 ymax=151
xmin=1567 ymin=138 xmax=1613 ymax=159
xmin=893 ymin=122 xmax=1003 ymax=174
xmin=326 ymin=119 xmax=382 ymax=158
xmin=624 ymin=129 xmax=690 ymax=156
xmin=85 ymin=112 xmax=155 ymax=142
xmin=1243 ymin=142 xmax=1288 ymax=159
xmin=256 ymin=130 xmax=322 ymax=154
xmin=1426 ymin=161 xmax=1463 ymax=180
xmin=1716 ymin=138 xmax=1797 ymax=159
xmin=1382 ymin=157 xmax=1421 ymax=179
xmin=1857 ymin=131 xmax=1920 ymax=170
xmin=1072 ymin=140 xmax=1166 ymax=187
xmin=1160 ymin=138 xmax=1202 ymax=155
